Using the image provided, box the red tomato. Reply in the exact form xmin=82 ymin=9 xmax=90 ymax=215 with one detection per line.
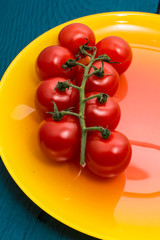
xmin=58 ymin=23 xmax=96 ymax=55
xmin=86 ymin=131 xmax=132 ymax=177
xmin=34 ymin=77 xmax=78 ymax=118
xmin=76 ymin=61 xmax=119 ymax=96
xmin=85 ymin=92 xmax=121 ymax=130
xmin=38 ymin=116 xmax=81 ymax=162
xmin=36 ymin=45 xmax=78 ymax=80
xmin=96 ymin=36 xmax=132 ymax=75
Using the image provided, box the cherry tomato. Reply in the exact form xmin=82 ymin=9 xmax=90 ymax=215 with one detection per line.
xmin=96 ymin=36 xmax=132 ymax=75
xmin=76 ymin=61 xmax=119 ymax=96
xmin=86 ymin=131 xmax=132 ymax=177
xmin=85 ymin=92 xmax=121 ymax=130
xmin=58 ymin=23 xmax=96 ymax=55
xmin=38 ymin=116 xmax=81 ymax=162
xmin=34 ymin=77 xmax=78 ymax=118
xmin=36 ymin=45 xmax=78 ymax=80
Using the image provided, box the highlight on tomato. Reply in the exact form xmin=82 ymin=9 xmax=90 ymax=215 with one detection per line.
xmin=96 ymin=36 xmax=132 ymax=75
xmin=86 ymin=130 xmax=132 ymax=178
xmin=34 ymin=77 xmax=78 ymax=118
xmin=36 ymin=45 xmax=78 ymax=80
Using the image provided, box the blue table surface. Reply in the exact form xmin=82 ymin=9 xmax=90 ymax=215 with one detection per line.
xmin=0 ymin=1 xmax=159 ymax=240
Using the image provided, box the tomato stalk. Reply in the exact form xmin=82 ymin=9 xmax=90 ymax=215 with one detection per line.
xmin=62 ymin=58 xmax=85 ymax=70
xmin=55 ymin=80 xmax=81 ymax=91
xmin=76 ymin=48 xmax=97 ymax=165
xmin=48 ymin=102 xmax=80 ymax=120
xmin=88 ymin=61 xmax=105 ymax=77
xmin=93 ymin=54 xmax=120 ymax=64
xmin=53 ymin=44 xmax=113 ymax=166
xmin=86 ymin=127 xmax=111 ymax=139
xmin=84 ymin=93 xmax=108 ymax=103
xmin=61 ymin=47 xmax=98 ymax=165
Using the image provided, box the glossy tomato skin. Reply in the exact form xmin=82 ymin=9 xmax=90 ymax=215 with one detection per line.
xmin=58 ymin=23 xmax=96 ymax=55
xmin=86 ymin=131 xmax=132 ymax=178
xmin=76 ymin=61 xmax=119 ymax=96
xmin=36 ymin=45 xmax=78 ymax=80
xmin=96 ymin=36 xmax=132 ymax=75
xmin=38 ymin=116 xmax=81 ymax=162
xmin=85 ymin=92 xmax=121 ymax=130
xmin=34 ymin=77 xmax=78 ymax=118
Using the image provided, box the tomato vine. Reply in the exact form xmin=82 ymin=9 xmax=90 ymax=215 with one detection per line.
xmin=36 ymin=23 xmax=132 ymax=178
xmin=49 ymin=42 xmax=115 ymax=166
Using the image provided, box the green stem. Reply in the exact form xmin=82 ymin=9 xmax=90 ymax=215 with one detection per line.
xmin=83 ymin=51 xmax=92 ymax=58
xmin=86 ymin=126 xmax=104 ymax=131
xmin=93 ymin=56 xmax=110 ymax=62
xmin=80 ymin=129 xmax=87 ymax=166
xmin=79 ymin=45 xmax=95 ymax=58
xmin=87 ymin=69 xmax=100 ymax=77
xmin=84 ymin=93 xmax=102 ymax=102
xmin=78 ymin=48 xmax=97 ymax=165
xmin=57 ymin=46 xmax=112 ymax=166
xmin=60 ymin=111 xmax=81 ymax=118
xmin=66 ymin=83 xmax=81 ymax=90
xmin=54 ymin=81 xmax=81 ymax=92
xmin=86 ymin=126 xmax=111 ymax=139
xmin=93 ymin=57 xmax=102 ymax=62
xmin=75 ymin=62 xmax=86 ymax=68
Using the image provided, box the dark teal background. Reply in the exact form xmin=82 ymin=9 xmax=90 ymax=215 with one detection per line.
xmin=0 ymin=1 xmax=159 ymax=239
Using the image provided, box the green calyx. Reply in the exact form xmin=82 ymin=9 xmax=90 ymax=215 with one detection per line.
xmin=62 ymin=59 xmax=78 ymax=70
xmin=48 ymin=111 xmax=64 ymax=121
xmin=54 ymin=80 xmax=81 ymax=92
xmin=86 ymin=126 xmax=111 ymax=139
xmin=91 ymin=61 xmax=105 ymax=77
xmin=97 ymin=93 xmax=108 ymax=104
xmin=76 ymin=38 xmax=95 ymax=57
xmin=96 ymin=54 xmax=111 ymax=62
xmin=99 ymin=128 xmax=111 ymax=139
xmin=55 ymin=81 xmax=70 ymax=92
xmin=47 ymin=102 xmax=80 ymax=121
xmin=47 ymin=102 xmax=64 ymax=121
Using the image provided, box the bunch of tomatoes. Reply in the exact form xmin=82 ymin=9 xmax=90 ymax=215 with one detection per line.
xmin=35 ymin=23 xmax=132 ymax=178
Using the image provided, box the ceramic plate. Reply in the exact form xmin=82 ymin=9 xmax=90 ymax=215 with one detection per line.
xmin=1 ymin=12 xmax=160 ymax=240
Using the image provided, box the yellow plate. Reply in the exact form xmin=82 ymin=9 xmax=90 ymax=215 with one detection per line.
xmin=1 ymin=12 xmax=160 ymax=240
